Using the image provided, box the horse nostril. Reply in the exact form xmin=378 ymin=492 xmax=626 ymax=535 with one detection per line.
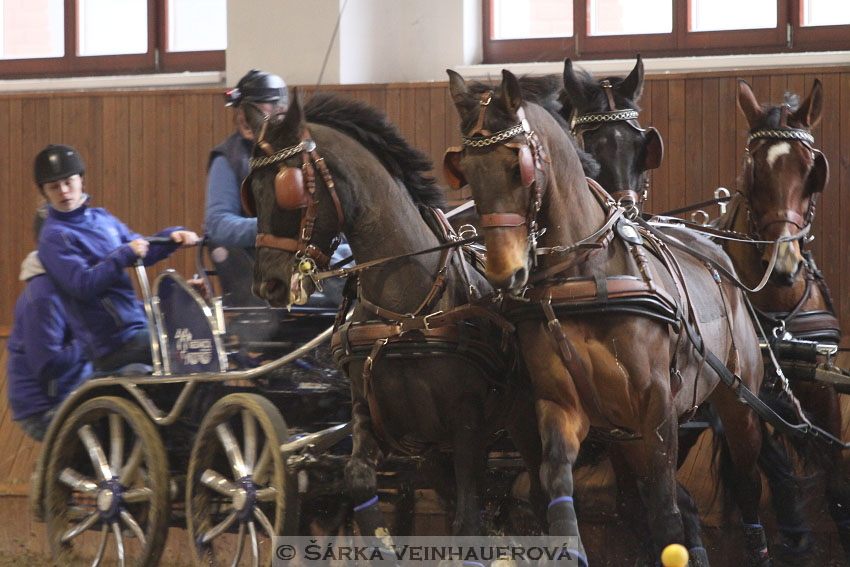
xmin=513 ymin=266 xmax=528 ymax=288
xmin=264 ymin=279 xmax=279 ymax=293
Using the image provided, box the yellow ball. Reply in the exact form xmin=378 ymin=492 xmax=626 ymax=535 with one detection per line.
xmin=661 ymin=543 xmax=689 ymax=567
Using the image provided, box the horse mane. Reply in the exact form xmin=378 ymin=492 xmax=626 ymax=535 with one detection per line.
xmin=304 ymin=92 xmax=446 ymax=209
xmin=557 ymin=66 xmax=642 ymax=117
xmin=460 ymin=76 xmax=600 ymax=178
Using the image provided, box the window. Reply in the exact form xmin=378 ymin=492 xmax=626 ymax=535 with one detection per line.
xmin=0 ymin=0 xmax=225 ymax=78
xmin=484 ymin=0 xmax=850 ymax=63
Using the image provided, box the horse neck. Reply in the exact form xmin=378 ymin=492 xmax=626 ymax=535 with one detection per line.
xmin=315 ymin=130 xmax=454 ymax=314
xmin=536 ymin=129 xmax=610 ymax=269
xmin=721 ymin=193 xmax=825 ymax=313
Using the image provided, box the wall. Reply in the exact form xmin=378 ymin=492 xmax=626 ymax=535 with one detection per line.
xmin=227 ymin=0 xmax=481 ymax=86
xmin=2 ymin=66 xmax=849 ymax=333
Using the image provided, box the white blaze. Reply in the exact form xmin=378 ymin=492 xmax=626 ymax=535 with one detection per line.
xmin=766 ymin=142 xmax=791 ymax=168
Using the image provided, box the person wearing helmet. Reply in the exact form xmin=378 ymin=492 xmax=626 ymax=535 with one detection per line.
xmin=35 ymin=144 xmax=200 ymax=372
xmin=204 ymin=70 xmax=350 ymax=310
xmin=205 ymin=69 xmax=289 ymax=250
xmin=6 ymin=206 xmax=92 ymax=441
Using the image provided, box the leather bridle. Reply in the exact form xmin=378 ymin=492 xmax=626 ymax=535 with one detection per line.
xmin=242 ymin=121 xmax=345 ymax=274
xmin=461 ymin=91 xmax=550 ymax=238
xmin=741 ymin=116 xmax=821 ymax=243
xmin=569 ymin=79 xmax=660 ymax=207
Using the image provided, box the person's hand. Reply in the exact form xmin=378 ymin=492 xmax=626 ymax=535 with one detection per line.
xmin=187 ymin=276 xmax=210 ymax=300
xmin=129 ymin=238 xmax=150 ymax=258
xmin=171 ymin=230 xmax=200 ymax=247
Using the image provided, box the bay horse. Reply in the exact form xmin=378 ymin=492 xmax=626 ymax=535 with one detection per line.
xmin=447 ymin=68 xmax=768 ymax=565
xmin=715 ymin=78 xmax=850 ymax=560
xmin=559 ymin=56 xmax=817 ymax=564
xmin=241 ymin=90 xmax=543 ymax=540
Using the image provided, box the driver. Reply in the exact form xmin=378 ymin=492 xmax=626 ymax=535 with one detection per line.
xmin=35 ymin=144 xmax=200 ymax=372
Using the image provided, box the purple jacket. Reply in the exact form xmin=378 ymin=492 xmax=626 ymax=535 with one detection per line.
xmin=7 ymin=252 xmax=92 ymax=420
xmin=38 ymin=199 xmax=183 ymax=360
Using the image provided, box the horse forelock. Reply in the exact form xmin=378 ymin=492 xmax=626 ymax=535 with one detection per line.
xmin=303 ymin=93 xmax=445 ymax=209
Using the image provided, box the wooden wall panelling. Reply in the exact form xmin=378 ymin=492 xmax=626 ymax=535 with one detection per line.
xmin=646 ymin=77 xmax=669 ymax=214
xmin=839 ymin=72 xmax=850 ymax=339
xmin=716 ymin=77 xmax=737 ymax=199
xmin=701 ymin=77 xmax=721 ymax=202
xmin=684 ymin=78 xmax=704 ymax=210
xmin=817 ymin=74 xmax=841 ymax=314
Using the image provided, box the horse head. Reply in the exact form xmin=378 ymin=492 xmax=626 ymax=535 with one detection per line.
xmin=242 ymin=90 xmax=344 ymax=307
xmin=447 ymin=69 xmax=545 ymax=292
xmin=737 ymin=79 xmax=828 ymax=286
xmin=561 ymin=55 xmax=663 ymax=208
xmin=447 ymin=68 xmax=591 ymax=294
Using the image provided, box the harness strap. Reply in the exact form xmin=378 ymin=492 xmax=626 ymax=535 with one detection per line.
xmin=480 ymin=213 xmax=526 ymax=228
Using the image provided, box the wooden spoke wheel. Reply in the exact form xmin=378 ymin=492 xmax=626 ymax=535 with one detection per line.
xmin=186 ymin=393 xmax=298 ymax=566
xmin=45 ymin=396 xmax=170 ymax=567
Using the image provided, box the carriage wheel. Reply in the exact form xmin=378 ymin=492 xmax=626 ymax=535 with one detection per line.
xmin=45 ymin=396 xmax=170 ymax=567
xmin=186 ymin=393 xmax=298 ymax=566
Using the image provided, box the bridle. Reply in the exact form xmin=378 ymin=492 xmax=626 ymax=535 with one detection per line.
xmin=569 ymin=79 xmax=662 ymax=207
xmin=740 ymin=110 xmax=822 ymax=244
xmin=460 ymin=91 xmax=550 ymax=245
xmin=240 ymin=119 xmax=346 ymax=279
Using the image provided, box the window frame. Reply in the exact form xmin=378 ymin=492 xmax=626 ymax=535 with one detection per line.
xmin=0 ymin=0 xmax=224 ymax=79
xmin=482 ymin=0 xmax=850 ymax=64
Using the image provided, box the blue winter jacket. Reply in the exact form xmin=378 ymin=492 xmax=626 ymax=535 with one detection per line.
xmin=38 ymin=200 xmax=184 ymax=361
xmin=7 ymin=252 xmax=92 ymax=421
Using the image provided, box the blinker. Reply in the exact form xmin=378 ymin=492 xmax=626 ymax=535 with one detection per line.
xmin=616 ymin=217 xmax=643 ymax=245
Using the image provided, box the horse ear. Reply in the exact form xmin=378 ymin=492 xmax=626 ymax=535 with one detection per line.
xmin=737 ymin=80 xmax=762 ymax=128
xmin=273 ymin=87 xmax=304 ymax=143
xmin=806 ymin=150 xmax=829 ymax=194
xmin=793 ymin=78 xmax=824 ymax=129
xmin=619 ymin=54 xmax=644 ymax=102
xmin=643 ymin=127 xmax=664 ymax=170
xmin=447 ymin=69 xmax=469 ymax=108
xmin=501 ymin=69 xmax=522 ymax=114
xmin=562 ymin=58 xmax=585 ymax=108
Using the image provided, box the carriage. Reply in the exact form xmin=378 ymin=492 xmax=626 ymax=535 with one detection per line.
xmin=26 ymin=238 xmax=360 ymax=566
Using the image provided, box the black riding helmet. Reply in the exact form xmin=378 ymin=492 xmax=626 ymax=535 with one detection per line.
xmin=33 ymin=144 xmax=85 ymax=186
xmin=224 ymin=69 xmax=289 ymax=109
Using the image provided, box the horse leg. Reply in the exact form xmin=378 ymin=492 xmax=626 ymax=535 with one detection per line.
xmin=708 ymin=384 xmax=771 ymax=567
xmin=506 ymin=396 xmax=546 ymax=528
xmin=755 ymin=423 xmax=813 ymax=562
xmin=618 ymin=398 xmax=686 ymax=560
xmin=450 ymin=398 xmax=488 ymax=535
xmin=609 ymin=447 xmax=655 ymax=566
xmin=803 ymin=384 xmax=850 ymax=562
xmin=537 ymin=399 xmax=589 ymax=567
xmin=344 ymin=395 xmax=390 ymax=543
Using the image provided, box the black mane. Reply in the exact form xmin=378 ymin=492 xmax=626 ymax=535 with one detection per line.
xmin=304 ymin=93 xmax=445 ymax=209
xmin=460 ymin=76 xmax=600 ymax=178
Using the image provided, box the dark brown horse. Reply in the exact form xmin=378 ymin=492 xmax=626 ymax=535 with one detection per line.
xmin=241 ymin=90 xmax=542 ymax=541
xmin=559 ymin=57 xmax=821 ymax=565
xmin=447 ymin=68 xmax=767 ymax=565
xmin=716 ymin=79 xmax=850 ymax=560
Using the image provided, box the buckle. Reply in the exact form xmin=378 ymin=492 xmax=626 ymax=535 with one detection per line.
xmin=423 ymin=311 xmax=444 ymax=331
